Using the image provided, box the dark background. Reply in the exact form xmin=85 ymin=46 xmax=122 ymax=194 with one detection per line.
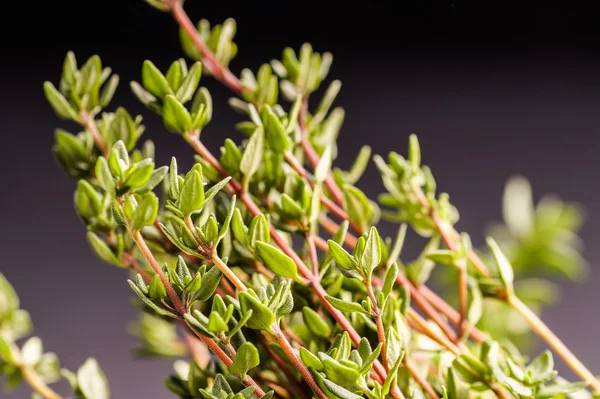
xmin=2 ymin=1 xmax=600 ymax=397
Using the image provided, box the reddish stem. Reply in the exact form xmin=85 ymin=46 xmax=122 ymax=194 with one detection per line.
xmin=171 ymin=2 xmax=243 ymax=94
xmin=80 ymin=112 xmax=108 ymax=156
xmin=457 ymin=263 xmax=468 ymax=341
xmin=367 ymin=282 xmax=388 ymax=371
xmin=263 ymin=337 xmax=311 ymax=399
xmin=272 ymin=327 xmax=328 ymax=399
xmin=418 ymin=286 xmax=487 ymax=343
xmin=306 ymin=233 xmax=320 ymax=277
xmin=405 ymin=360 xmax=439 ymax=399
xmin=186 ymin=323 xmax=267 ymax=397
xmin=285 ymin=151 xmax=362 ymax=233
xmin=132 ymin=230 xmax=185 ymax=314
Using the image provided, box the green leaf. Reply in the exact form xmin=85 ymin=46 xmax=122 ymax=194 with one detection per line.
xmin=358 ymin=343 xmax=382 ymax=375
xmin=204 ymin=176 xmax=232 ymax=204
xmin=95 ymin=157 xmax=116 ymax=197
xmin=279 ymin=194 xmax=304 ymax=220
xmin=408 ymin=134 xmax=421 ymax=171
xmin=255 ymin=242 xmax=301 ymax=282
xmin=0 ymin=337 xmax=13 ymax=363
xmin=207 ymin=312 xmax=228 ymax=334
xmin=86 ymin=233 xmax=121 ymax=266
xmin=302 ymin=307 xmax=330 ymax=338
xmin=62 ymin=51 xmax=77 ymax=86
xmin=142 ymin=60 xmax=171 ymax=98
xmin=203 ymin=216 xmax=219 ymax=243
xmin=324 ymin=295 xmax=368 ymax=314
xmin=487 ymin=237 xmax=514 ymax=295
xmin=21 ymin=337 xmax=43 ymax=365
xmin=196 ymin=266 xmax=223 ymax=302
xmin=239 ymin=291 xmax=275 ymax=331
xmin=263 ymin=106 xmax=290 ymax=152
xmin=537 ymin=381 xmax=588 ymax=398
xmin=327 ymin=240 xmax=356 ymax=271
xmin=44 ymin=81 xmax=78 ymax=120
xmin=315 ymin=145 xmax=332 ymax=184
xmin=229 ymin=342 xmax=260 ymax=379
xmin=0 ymin=273 xmax=19 ymax=320
xmin=313 ymin=372 xmax=363 ymax=399
xmin=166 ymin=61 xmax=182 ymax=91
xmin=148 ymin=274 xmax=167 ymax=300
xmin=342 ymin=184 xmax=373 ymax=231
xmin=130 ymin=81 xmax=161 ymax=113
xmin=75 ymin=180 xmax=103 ymax=220
xmin=226 ymin=309 xmax=253 ymax=341
xmin=191 ymin=87 xmax=213 ymax=124
xmin=107 ymin=141 xmax=129 ymax=177
xmin=128 ymin=279 xmax=178 ymax=318
xmin=385 ymin=327 xmax=402 ymax=367
xmin=300 ymin=347 xmax=323 ymax=371
xmin=321 ymin=355 xmax=360 ymax=387
xmin=218 ymin=196 xmax=237 ymax=241
xmin=360 ymin=227 xmax=382 ymax=274
xmin=77 ymin=358 xmax=110 ymax=399
xmin=124 ymin=160 xmax=154 ymax=189
xmin=231 ymin=208 xmax=249 ymax=246
xmin=178 ymin=169 xmax=204 ymax=216
xmin=466 ymin=279 xmax=483 ymax=329
xmin=99 ymin=75 xmax=119 ymax=107
xmin=175 ymin=62 xmax=202 ymax=103
xmin=345 ymin=145 xmax=371 ymax=184
xmin=248 ymin=214 xmax=270 ymax=248
xmin=132 ymin=193 xmax=159 ymax=230
xmin=382 ymin=350 xmax=404 ymax=395
xmin=239 ymin=127 xmax=264 ymax=184
xmin=526 ymin=351 xmax=555 ymax=384
xmin=382 ymin=262 xmax=399 ymax=297
xmin=426 ymin=250 xmax=457 ymax=266
xmin=136 ymin=165 xmax=168 ymax=194
xmin=163 ymin=95 xmax=192 ymax=134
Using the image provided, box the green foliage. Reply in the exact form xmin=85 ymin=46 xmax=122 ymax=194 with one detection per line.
xmin=0 ymin=273 xmax=109 ymax=398
xmin=29 ymin=3 xmax=597 ymax=399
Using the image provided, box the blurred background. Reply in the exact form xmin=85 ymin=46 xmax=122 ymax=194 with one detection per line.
xmin=2 ymin=1 xmax=600 ymax=397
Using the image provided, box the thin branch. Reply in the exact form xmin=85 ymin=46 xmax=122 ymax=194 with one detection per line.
xmin=413 ymin=184 xmax=600 ymax=390
xmin=319 ymin=215 xmax=359 ymax=247
xmin=19 ymin=362 xmax=63 ymax=399
xmin=306 ymin=233 xmax=320 ymax=277
xmin=263 ymin=337 xmax=311 ymax=399
xmin=171 ymin=2 xmax=243 ymax=93
xmin=405 ymin=359 xmax=439 ymax=399
xmin=418 ymin=285 xmax=487 ymax=343
xmin=457 ymin=262 xmax=468 ymax=341
xmin=132 ymin=230 xmax=186 ymax=315
xmin=131 ymin=225 xmax=269 ymax=396
xmin=80 ymin=111 xmax=108 ymax=157
xmin=509 ymin=296 xmax=600 ymax=392
xmin=272 ymin=327 xmax=328 ymax=399
xmin=366 ymin=281 xmax=388 ymax=371
xmin=285 ymin=151 xmax=361 ymax=233
xmin=407 ymin=310 xmax=460 ymax=356
xmin=179 ymin=214 xmax=327 ymax=399
xmin=212 ymin=252 xmax=247 ymax=293
xmin=185 ymin=323 xmax=268 ymax=397
xmin=187 ymin=128 xmax=403 ymax=398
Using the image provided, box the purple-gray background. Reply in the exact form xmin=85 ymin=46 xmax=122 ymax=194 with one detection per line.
xmin=2 ymin=2 xmax=600 ymax=397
